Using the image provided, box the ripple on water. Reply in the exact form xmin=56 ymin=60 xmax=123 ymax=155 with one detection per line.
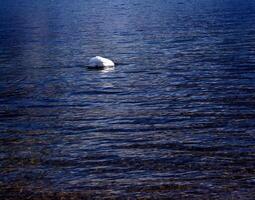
xmin=1 ymin=0 xmax=255 ymax=199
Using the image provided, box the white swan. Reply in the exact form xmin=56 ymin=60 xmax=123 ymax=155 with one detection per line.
xmin=88 ymin=56 xmax=115 ymax=68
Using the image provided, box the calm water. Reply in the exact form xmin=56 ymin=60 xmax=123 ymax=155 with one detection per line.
xmin=1 ymin=0 xmax=255 ymax=199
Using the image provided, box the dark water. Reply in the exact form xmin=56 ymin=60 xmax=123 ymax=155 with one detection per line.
xmin=1 ymin=0 xmax=255 ymax=199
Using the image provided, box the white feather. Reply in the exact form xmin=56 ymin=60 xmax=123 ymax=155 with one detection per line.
xmin=88 ymin=56 xmax=115 ymax=68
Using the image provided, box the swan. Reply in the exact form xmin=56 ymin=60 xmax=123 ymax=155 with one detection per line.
xmin=88 ymin=56 xmax=115 ymax=68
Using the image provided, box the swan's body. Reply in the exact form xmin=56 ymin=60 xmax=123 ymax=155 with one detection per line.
xmin=88 ymin=56 xmax=115 ymax=68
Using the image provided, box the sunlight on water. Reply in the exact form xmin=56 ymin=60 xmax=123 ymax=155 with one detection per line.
xmin=0 ymin=0 xmax=255 ymax=199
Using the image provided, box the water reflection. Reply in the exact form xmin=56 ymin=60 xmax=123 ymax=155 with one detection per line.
xmin=1 ymin=0 xmax=255 ymax=199
xmin=100 ymin=67 xmax=115 ymax=74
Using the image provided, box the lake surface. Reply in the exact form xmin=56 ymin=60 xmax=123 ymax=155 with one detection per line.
xmin=1 ymin=0 xmax=255 ymax=199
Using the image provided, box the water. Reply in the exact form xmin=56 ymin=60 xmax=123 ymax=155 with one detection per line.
xmin=1 ymin=0 xmax=255 ymax=199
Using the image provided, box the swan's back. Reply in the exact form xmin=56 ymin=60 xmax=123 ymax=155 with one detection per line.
xmin=89 ymin=56 xmax=115 ymax=67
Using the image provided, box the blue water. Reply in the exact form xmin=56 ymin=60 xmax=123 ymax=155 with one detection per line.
xmin=1 ymin=0 xmax=255 ymax=199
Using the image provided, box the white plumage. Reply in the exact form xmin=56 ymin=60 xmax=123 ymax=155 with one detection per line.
xmin=88 ymin=56 xmax=115 ymax=68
